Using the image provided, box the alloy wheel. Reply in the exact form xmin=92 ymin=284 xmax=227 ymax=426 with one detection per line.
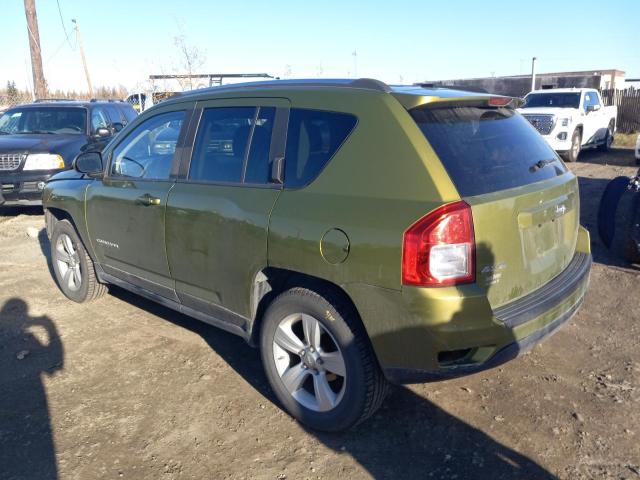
xmin=272 ymin=313 xmax=347 ymax=412
xmin=55 ymin=233 xmax=82 ymax=292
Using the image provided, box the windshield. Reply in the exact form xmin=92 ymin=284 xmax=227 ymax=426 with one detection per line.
xmin=0 ymin=107 xmax=87 ymax=135
xmin=522 ymin=93 xmax=581 ymax=109
xmin=411 ymin=106 xmax=567 ymax=197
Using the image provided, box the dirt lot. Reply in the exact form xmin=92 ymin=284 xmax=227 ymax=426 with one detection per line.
xmin=1 ymin=149 xmax=639 ymax=480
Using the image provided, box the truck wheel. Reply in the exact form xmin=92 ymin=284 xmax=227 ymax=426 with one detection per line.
xmin=260 ymin=286 xmax=389 ymax=432
xmin=50 ymin=219 xmax=107 ymax=303
xmin=599 ymin=120 xmax=615 ymax=152
xmin=562 ymin=129 xmax=581 ymax=162
xmin=624 ymin=195 xmax=640 ymax=264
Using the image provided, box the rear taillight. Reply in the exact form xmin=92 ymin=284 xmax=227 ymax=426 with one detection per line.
xmin=402 ymin=201 xmax=475 ymax=287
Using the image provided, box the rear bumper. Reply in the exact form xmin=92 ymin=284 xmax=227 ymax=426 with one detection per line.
xmin=382 ymin=252 xmax=591 ymax=384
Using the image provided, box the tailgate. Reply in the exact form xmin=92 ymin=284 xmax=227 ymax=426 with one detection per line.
xmin=409 ymin=98 xmax=579 ymax=308
xmin=469 ymin=174 xmax=579 ymax=307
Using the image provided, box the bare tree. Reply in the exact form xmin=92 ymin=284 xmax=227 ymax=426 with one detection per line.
xmin=173 ymin=34 xmax=206 ymax=90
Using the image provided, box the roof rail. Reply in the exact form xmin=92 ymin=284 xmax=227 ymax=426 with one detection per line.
xmin=33 ymin=98 xmax=77 ymax=102
xmin=178 ymin=78 xmax=393 ymax=98
xmin=89 ymin=98 xmax=125 ymax=103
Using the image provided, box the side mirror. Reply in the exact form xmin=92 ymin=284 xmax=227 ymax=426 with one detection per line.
xmin=112 ymin=122 xmax=124 ymax=133
xmin=74 ymin=151 xmax=103 ymax=175
xmin=95 ymin=127 xmax=111 ymax=137
xmin=586 ymin=104 xmax=601 ymax=113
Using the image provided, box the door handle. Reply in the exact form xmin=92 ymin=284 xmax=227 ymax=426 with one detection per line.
xmin=136 ymin=193 xmax=161 ymax=206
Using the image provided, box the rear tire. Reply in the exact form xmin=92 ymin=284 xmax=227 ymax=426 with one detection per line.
xmin=562 ymin=129 xmax=581 ymax=162
xmin=624 ymin=194 xmax=640 ymax=264
xmin=598 ymin=120 xmax=615 ymax=152
xmin=259 ymin=286 xmax=388 ymax=432
xmin=50 ymin=220 xmax=107 ymax=303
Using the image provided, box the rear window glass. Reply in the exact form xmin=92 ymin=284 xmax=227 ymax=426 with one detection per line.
xmin=284 ymin=109 xmax=357 ymax=188
xmin=411 ymin=106 xmax=567 ymax=197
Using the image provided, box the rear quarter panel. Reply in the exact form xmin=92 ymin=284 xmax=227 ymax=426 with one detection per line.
xmin=268 ymin=89 xmax=460 ymax=290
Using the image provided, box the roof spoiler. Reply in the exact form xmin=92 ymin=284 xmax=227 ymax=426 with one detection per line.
xmin=407 ymin=95 xmax=525 ymax=110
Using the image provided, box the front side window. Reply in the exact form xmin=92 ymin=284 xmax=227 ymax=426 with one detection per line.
xmin=110 ymin=110 xmax=185 ymax=180
xmin=284 ymin=109 xmax=357 ymax=188
xmin=121 ymin=106 xmax=138 ymax=123
xmin=189 ymin=106 xmax=276 ymax=184
xmin=91 ymin=108 xmax=109 ymax=133
xmin=0 ymin=107 xmax=86 ymax=135
xmin=104 ymin=105 xmax=125 ymax=127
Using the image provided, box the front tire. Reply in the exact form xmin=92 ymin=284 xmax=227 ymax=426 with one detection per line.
xmin=260 ymin=287 xmax=388 ymax=432
xmin=562 ymin=129 xmax=582 ymax=162
xmin=50 ymin=219 xmax=107 ymax=303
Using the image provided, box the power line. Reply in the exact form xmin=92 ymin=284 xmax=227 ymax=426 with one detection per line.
xmin=56 ymin=0 xmax=75 ymax=50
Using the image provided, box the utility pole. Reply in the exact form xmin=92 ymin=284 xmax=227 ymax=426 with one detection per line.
xmin=531 ymin=56 xmax=537 ymax=92
xmin=352 ymin=50 xmax=358 ymax=78
xmin=72 ymin=19 xmax=93 ymax=97
xmin=23 ymin=0 xmax=47 ymax=99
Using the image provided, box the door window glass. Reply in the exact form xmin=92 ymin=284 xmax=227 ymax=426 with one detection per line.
xmin=244 ymin=107 xmax=276 ymax=184
xmin=189 ymin=107 xmax=256 ymax=183
xmin=104 ymin=105 xmax=125 ymax=128
xmin=91 ymin=108 xmax=109 ymax=133
xmin=110 ymin=110 xmax=185 ymax=180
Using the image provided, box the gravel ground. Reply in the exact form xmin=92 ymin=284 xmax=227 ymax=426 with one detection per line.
xmin=1 ymin=148 xmax=639 ymax=480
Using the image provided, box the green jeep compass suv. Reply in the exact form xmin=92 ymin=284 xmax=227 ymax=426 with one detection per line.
xmin=43 ymin=79 xmax=591 ymax=431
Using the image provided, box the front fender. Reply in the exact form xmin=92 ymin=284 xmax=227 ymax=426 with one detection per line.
xmin=43 ymin=179 xmax=95 ymax=259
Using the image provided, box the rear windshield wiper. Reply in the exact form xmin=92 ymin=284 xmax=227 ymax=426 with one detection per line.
xmin=530 ymin=158 xmax=557 ymax=172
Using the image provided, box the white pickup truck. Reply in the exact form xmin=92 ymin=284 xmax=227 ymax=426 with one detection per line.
xmin=517 ymin=88 xmax=617 ymax=162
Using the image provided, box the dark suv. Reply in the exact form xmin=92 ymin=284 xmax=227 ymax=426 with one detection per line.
xmin=0 ymin=99 xmax=136 ymax=206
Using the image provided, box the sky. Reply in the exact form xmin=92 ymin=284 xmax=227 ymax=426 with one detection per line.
xmin=2 ymin=0 xmax=639 ymax=94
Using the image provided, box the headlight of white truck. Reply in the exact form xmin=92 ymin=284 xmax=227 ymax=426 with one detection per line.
xmin=559 ymin=117 xmax=571 ymax=127
xmin=23 ymin=153 xmax=65 ymax=171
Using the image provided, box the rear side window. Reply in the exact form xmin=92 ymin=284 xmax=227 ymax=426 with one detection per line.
xmin=244 ymin=107 xmax=276 ymax=184
xmin=284 ymin=109 xmax=357 ymax=188
xmin=190 ymin=107 xmax=254 ymax=183
xmin=411 ymin=106 xmax=567 ymax=197
xmin=189 ymin=106 xmax=276 ymax=184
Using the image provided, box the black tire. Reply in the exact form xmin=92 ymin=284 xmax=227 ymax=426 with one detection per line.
xmin=260 ymin=286 xmax=389 ymax=432
xmin=50 ymin=219 xmax=107 ymax=303
xmin=598 ymin=120 xmax=615 ymax=151
xmin=562 ymin=129 xmax=581 ymax=162
xmin=624 ymin=194 xmax=640 ymax=264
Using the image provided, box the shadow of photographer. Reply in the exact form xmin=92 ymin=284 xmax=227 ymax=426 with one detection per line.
xmin=0 ymin=298 xmax=64 ymax=480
